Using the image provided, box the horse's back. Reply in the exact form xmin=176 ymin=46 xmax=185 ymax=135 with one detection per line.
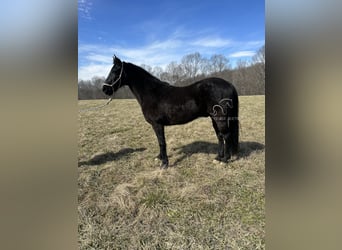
xmin=195 ymin=77 xmax=237 ymax=94
xmin=193 ymin=78 xmax=238 ymax=104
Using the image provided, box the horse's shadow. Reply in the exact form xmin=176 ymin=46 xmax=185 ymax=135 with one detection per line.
xmin=78 ymin=147 xmax=146 ymax=167
xmin=173 ymin=141 xmax=264 ymax=165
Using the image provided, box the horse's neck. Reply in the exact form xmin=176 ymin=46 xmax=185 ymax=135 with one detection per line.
xmin=126 ymin=64 xmax=164 ymax=104
xmin=129 ymin=78 xmax=162 ymax=105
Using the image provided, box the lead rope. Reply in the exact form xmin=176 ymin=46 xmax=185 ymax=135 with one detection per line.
xmin=78 ymin=97 xmax=113 ymax=112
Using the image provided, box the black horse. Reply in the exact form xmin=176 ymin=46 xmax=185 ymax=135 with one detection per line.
xmin=102 ymin=56 xmax=239 ymax=169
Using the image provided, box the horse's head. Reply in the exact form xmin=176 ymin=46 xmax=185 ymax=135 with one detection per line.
xmin=102 ymin=55 xmax=124 ymax=96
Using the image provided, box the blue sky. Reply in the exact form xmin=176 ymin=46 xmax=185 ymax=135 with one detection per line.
xmin=78 ymin=0 xmax=264 ymax=80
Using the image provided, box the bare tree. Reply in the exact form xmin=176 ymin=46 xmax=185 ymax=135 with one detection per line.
xmin=253 ymin=45 xmax=265 ymax=64
xmin=92 ymin=76 xmax=104 ymax=88
xmin=91 ymin=76 xmax=106 ymax=99
xmin=200 ymin=57 xmax=210 ymax=76
xmin=166 ymin=61 xmax=185 ymax=84
xmin=78 ymin=47 xmax=265 ymax=99
xmin=160 ymin=72 xmax=171 ymax=82
xmin=152 ymin=66 xmax=163 ymax=79
xmin=233 ymin=59 xmax=249 ymax=94
xmin=210 ymin=54 xmax=230 ymax=73
xmin=252 ymin=45 xmax=265 ymax=88
xmin=181 ymin=52 xmax=202 ymax=78
xmin=78 ymin=80 xmax=92 ymax=100
xmin=140 ymin=64 xmax=152 ymax=73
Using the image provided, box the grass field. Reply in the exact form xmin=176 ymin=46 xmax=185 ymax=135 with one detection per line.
xmin=78 ymin=95 xmax=265 ymax=249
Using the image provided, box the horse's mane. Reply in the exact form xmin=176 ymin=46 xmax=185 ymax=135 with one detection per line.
xmin=126 ymin=62 xmax=170 ymax=86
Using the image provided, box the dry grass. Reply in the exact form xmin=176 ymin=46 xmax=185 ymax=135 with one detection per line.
xmin=78 ymin=95 xmax=265 ymax=249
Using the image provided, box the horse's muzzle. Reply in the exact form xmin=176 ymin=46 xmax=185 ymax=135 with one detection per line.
xmin=102 ymin=84 xmax=114 ymax=96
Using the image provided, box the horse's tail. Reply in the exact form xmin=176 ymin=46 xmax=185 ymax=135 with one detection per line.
xmin=229 ymin=94 xmax=239 ymax=155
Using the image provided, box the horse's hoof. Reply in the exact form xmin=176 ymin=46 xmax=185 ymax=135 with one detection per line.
xmin=213 ymin=159 xmax=221 ymax=164
xmin=160 ymin=163 xmax=168 ymax=169
xmin=231 ymin=155 xmax=238 ymax=161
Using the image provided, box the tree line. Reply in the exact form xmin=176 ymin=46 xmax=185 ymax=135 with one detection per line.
xmin=78 ymin=45 xmax=265 ymax=99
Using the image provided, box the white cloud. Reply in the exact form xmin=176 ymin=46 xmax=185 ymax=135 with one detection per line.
xmin=78 ymin=42 xmax=184 ymax=80
xmin=191 ymin=37 xmax=233 ymax=47
xmin=229 ymin=51 xmax=256 ymax=58
xmin=118 ymin=41 xmax=184 ymax=66
xmin=78 ymin=0 xmax=93 ymax=20
xmin=78 ymin=64 xmax=111 ymax=81
xmin=86 ymin=53 xmax=112 ymax=63
xmin=245 ymin=40 xmax=264 ymax=47
xmin=78 ymin=35 xmax=264 ymax=80
xmin=149 ymin=39 xmax=182 ymax=50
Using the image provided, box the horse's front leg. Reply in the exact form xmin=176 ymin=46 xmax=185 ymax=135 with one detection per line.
xmin=152 ymin=123 xmax=169 ymax=169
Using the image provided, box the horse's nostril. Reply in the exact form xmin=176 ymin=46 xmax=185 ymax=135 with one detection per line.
xmin=102 ymin=85 xmax=113 ymax=96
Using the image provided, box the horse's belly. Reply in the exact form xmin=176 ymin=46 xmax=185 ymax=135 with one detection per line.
xmin=166 ymin=114 xmax=201 ymax=125
xmin=163 ymin=102 xmax=206 ymax=125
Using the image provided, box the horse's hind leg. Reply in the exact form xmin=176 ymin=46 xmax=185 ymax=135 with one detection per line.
xmin=211 ymin=118 xmax=224 ymax=161
xmin=222 ymin=131 xmax=232 ymax=162
xmin=212 ymin=119 xmax=232 ymax=162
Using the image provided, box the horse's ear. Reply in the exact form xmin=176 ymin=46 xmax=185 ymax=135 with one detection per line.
xmin=113 ymin=55 xmax=121 ymax=65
